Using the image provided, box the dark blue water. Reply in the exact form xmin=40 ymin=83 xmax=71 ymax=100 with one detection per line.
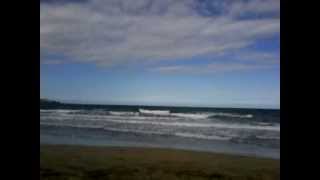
xmin=40 ymin=103 xmax=280 ymax=159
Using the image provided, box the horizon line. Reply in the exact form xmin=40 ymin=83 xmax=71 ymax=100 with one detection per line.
xmin=41 ymin=97 xmax=280 ymax=110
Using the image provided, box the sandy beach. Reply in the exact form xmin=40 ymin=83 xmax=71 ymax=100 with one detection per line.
xmin=40 ymin=144 xmax=279 ymax=180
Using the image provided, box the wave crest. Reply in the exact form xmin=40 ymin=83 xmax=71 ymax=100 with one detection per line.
xmin=139 ymin=109 xmax=170 ymax=116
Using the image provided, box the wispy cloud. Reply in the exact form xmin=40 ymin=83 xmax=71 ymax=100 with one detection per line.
xmin=40 ymin=0 xmax=280 ymax=69
xmin=42 ymin=59 xmax=64 ymax=65
xmin=150 ymin=62 xmax=276 ymax=74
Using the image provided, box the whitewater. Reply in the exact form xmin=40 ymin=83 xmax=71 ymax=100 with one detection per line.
xmin=40 ymin=106 xmax=280 ymax=159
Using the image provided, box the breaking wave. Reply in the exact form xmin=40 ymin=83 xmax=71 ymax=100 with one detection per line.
xmin=40 ymin=108 xmax=280 ymax=151
xmin=139 ymin=109 xmax=170 ymax=116
xmin=109 ymin=111 xmax=139 ymax=116
xmin=40 ymin=109 xmax=253 ymax=120
xmin=137 ymin=109 xmax=253 ymax=119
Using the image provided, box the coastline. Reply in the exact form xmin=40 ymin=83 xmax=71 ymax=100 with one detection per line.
xmin=40 ymin=144 xmax=280 ymax=180
xmin=40 ymin=127 xmax=280 ymax=160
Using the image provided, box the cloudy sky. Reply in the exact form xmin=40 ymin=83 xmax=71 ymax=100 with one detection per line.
xmin=40 ymin=0 xmax=280 ymax=109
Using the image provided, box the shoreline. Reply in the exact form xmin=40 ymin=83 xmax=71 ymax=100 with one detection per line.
xmin=40 ymin=144 xmax=279 ymax=180
xmin=40 ymin=142 xmax=279 ymax=160
xmin=40 ymin=127 xmax=280 ymax=159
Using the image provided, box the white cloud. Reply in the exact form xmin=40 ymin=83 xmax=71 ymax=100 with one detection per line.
xmin=40 ymin=0 xmax=280 ymax=67
xmin=42 ymin=59 xmax=64 ymax=65
xmin=150 ymin=62 xmax=277 ymax=74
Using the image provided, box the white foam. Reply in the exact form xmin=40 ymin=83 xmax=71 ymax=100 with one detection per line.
xmin=255 ymin=122 xmax=274 ymax=126
xmin=109 ymin=111 xmax=139 ymax=116
xmin=106 ymin=120 xmax=279 ymax=131
xmin=210 ymin=113 xmax=253 ymax=118
xmin=41 ymin=109 xmax=254 ymax=120
xmin=174 ymin=132 xmax=231 ymax=141
xmin=255 ymin=135 xmax=280 ymax=140
xmin=40 ymin=109 xmax=279 ymax=132
xmin=40 ymin=113 xmax=182 ymax=122
xmin=77 ymin=118 xmax=277 ymax=132
xmin=40 ymin=109 xmax=80 ymax=113
xmin=139 ymin=109 xmax=170 ymax=116
xmin=40 ymin=122 xmax=103 ymax=129
xmin=41 ymin=122 xmax=232 ymax=141
xmin=171 ymin=113 xmax=210 ymax=119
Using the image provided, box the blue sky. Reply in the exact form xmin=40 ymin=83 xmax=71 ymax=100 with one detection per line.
xmin=40 ymin=0 xmax=280 ymax=109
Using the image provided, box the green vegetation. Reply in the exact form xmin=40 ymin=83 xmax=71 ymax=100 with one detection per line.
xmin=40 ymin=145 xmax=279 ymax=180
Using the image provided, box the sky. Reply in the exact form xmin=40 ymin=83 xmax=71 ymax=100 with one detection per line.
xmin=40 ymin=0 xmax=280 ymax=109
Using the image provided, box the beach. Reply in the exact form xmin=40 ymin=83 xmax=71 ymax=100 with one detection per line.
xmin=40 ymin=104 xmax=280 ymax=179
xmin=40 ymin=144 xmax=279 ymax=180
xmin=40 ymin=107 xmax=280 ymax=159
xmin=40 ymin=0 xmax=280 ymax=179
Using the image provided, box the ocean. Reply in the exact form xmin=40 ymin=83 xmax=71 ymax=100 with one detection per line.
xmin=40 ymin=103 xmax=280 ymax=159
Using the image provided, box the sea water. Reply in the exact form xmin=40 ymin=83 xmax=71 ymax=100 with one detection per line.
xmin=40 ymin=104 xmax=280 ymax=159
